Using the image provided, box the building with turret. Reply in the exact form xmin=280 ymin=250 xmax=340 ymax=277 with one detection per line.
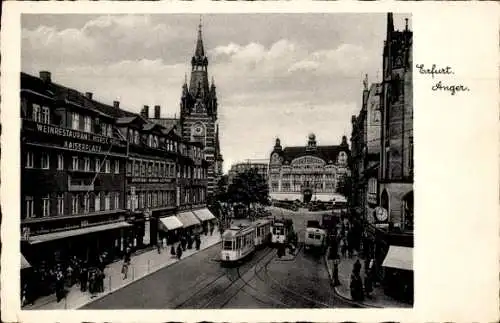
xmin=179 ymin=22 xmax=223 ymax=197
xmin=268 ymin=134 xmax=350 ymax=204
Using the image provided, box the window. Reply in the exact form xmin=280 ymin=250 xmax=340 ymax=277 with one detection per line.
xmin=42 ymin=196 xmax=50 ymax=217
xmin=41 ymin=153 xmax=50 ymax=169
xmin=95 ymin=194 xmax=101 ymax=212
xmin=147 ymin=192 xmax=152 ymax=207
xmin=84 ymin=116 xmax=92 ymax=133
xmin=153 ymin=136 xmax=158 ymax=148
xmin=104 ymin=194 xmax=111 ymax=210
xmin=114 ymin=160 xmax=120 ymax=174
xmin=72 ymin=195 xmax=79 ymax=215
xmin=41 ymin=106 xmax=50 ymax=124
xmin=101 ymin=123 xmax=108 ymax=137
xmin=141 ymin=163 xmax=146 ymax=177
xmin=57 ymin=154 xmax=64 ymax=170
xmin=126 ymin=161 xmax=132 ymax=176
xmin=134 ymin=161 xmax=139 ymax=176
xmin=153 ymin=163 xmax=158 ymax=177
xmin=25 ymin=196 xmax=34 ymax=218
xmin=25 ymin=152 xmax=34 ymax=169
xmin=84 ymin=158 xmax=90 ymax=172
xmin=107 ymin=125 xmax=113 ymax=138
xmin=148 ymin=163 xmax=152 ymax=177
xmin=105 ymin=159 xmax=110 ymax=173
xmin=114 ymin=193 xmax=120 ymax=209
xmin=57 ymin=194 xmax=64 ymax=216
xmin=32 ymin=104 xmax=42 ymax=122
xmin=138 ymin=193 xmax=144 ymax=209
xmin=95 ymin=158 xmax=100 ymax=172
xmin=83 ymin=194 xmax=90 ymax=213
xmin=72 ymin=112 xmax=80 ymax=130
xmin=72 ymin=156 xmax=79 ymax=171
xmin=127 ymin=194 xmax=131 ymax=210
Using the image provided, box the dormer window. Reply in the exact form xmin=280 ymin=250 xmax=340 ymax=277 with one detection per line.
xmin=84 ymin=116 xmax=92 ymax=133
xmin=134 ymin=131 xmax=139 ymax=145
xmin=41 ymin=106 xmax=50 ymax=124
xmin=153 ymin=136 xmax=158 ymax=148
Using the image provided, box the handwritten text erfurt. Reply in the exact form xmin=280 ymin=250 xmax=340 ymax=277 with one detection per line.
xmin=416 ymin=64 xmax=470 ymax=95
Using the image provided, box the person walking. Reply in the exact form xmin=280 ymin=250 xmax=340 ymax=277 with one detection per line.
xmin=157 ymin=240 xmax=162 ymax=254
xmin=55 ymin=269 xmax=65 ymax=303
xmin=176 ymin=244 xmax=183 ymax=259
xmin=121 ymin=260 xmax=129 ymax=280
xmin=170 ymin=244 xmax=176 ymax=257
xmin=79 ymin=265 xmax=88 ymax=292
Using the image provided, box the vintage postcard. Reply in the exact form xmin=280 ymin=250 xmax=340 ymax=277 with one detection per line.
xmin=1 ymin=1 xmax=499 ymax=323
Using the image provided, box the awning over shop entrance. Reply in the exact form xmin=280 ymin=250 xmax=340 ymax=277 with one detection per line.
xmin=193 ymin=208 xmax=216 ymax=222
xmin=28 ymin=221 xmax=133 ymax=244
xmin=382 ymin=245 xmax=413 ymax=271
xmin=176 ymin=211 xmax=201 ymax=228
xmin=159 ymin=216 xmax=183 ymax=231
xmin=21 ymin=254 xmax=31 ymax=270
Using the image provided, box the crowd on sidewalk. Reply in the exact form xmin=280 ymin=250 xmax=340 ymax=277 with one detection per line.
xmin=22 ymin=223 xmax=220 ymax=308
xmin=326 ymin=217 xmax=378 ymax=302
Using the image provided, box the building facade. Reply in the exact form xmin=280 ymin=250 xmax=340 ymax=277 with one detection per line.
xmin=179 ymin=23 xmax=223 ymax=198
xmin=20 ymin=71 xmax=214 ymax=274
xmin=379 ymin=14 xmax=413 ymax=232
xmin=228 ymin=159 xmax=269 ymax=185
xmin=268 ymin=134 xmax=350 ymax=203
xmin=349 ymin=14 xmax=413 ymax=304
xmin=20 ymin=71 xmax=131 ymax=266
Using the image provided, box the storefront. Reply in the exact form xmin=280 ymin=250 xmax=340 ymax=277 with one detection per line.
xmin=158 ymin=215 xmax=184 ymax=245
xmin=382 ymin=245 xmax=414 ymax=304
xmin=176 ymin=211 xmax=201 ymax=235
xmin=25 ymin=221 xmax=133 ymax=267
xmin=192 ymin=208 xmax=217 ymax=235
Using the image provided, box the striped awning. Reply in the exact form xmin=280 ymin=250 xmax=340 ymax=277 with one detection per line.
xmin=21 ymin=254 xmax=31 ymax=270
xmin=159 ymin=216 xmax=183 ymax=231
xmin=176 ymin=211 xmax=201 ymax=228
xmin=193 ymin=208 xmax=216 ymax=222
xmin=29 ymin=221 xmax=133 ymax=244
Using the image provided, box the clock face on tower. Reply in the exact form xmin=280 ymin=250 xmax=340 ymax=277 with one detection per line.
xmin=194 ymin=125 xmax=203 ymax=135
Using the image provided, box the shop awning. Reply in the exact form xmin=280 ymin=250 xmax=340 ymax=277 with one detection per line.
xmin=176 ymin=211 xmax=201 ymax=228
xmin=159 ymin=216 xmax=183 ymax=231
xmin=193 ymin=208 xmax=216 ymax=222
xmin=29 ymin=221 xmax=133 ymax=244
xmin=382 ymin=245 xmax=413 ymax=271
xmin=21 ymin=254 xmax=31 ymax=270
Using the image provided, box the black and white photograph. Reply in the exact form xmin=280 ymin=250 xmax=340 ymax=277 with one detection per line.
xmin=1 ymin=2 xmax=498 ymax=322
xmin=18 ymin=12 xmax=413 ymax=310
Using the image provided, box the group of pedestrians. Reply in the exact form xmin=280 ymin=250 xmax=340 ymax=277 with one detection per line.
xmin=327 ymin=216 xmax=376 ymax=301
xmin=22 ymin=253 xmax=110 ymax=307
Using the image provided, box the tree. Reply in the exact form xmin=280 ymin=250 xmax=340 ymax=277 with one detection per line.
xmin=226 ymin=168 xmax=269 ymax=214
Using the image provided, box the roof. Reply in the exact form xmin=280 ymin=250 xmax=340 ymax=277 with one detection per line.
xmin=281 ymin=145 xmax=349 ymax=164
xmin=149 ymin=118 xmax=181 ymax=130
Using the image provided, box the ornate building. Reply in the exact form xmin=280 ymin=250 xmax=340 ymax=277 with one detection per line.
xmin=268 ymin=134 xmax=350 ymax=203
xmin=179 ymin=23 xmax=223 ymax=197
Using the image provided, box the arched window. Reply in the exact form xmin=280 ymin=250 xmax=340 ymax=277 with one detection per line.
xmin=381 ymin=189 xmax=389 ymax=212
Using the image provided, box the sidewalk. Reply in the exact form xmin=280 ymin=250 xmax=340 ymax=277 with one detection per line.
xmin=24 ymin=230 xmax=222 ymax=310
xmin=324 ymin=247 xmax=411 ymax=308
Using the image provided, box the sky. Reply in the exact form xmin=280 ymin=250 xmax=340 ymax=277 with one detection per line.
xmin=22 ymin=13 xmax=411 ymax=173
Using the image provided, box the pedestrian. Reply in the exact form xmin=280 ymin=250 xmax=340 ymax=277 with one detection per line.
xmin=364 ymin=270 xmax=373 ymax=298
xmin=157 ymin=240 xmax=162 ymax=254
xmin=195 ymin=236 xmax=201 ymax=250
xmin=124 ymin=247 xmax=131 ymax=265
xmin=340 ymin=238 xmax=347 ymax=258
xmin=170 ymin=245 xmax=176 ymax=257
xmin=210 ymin=224 xmax=214 ymax=236
xmin=350 ymin=268 xmax=364 ymax=302
xmin=55 ymin=270 xmax=65 ymax=303
xmin=121 ymin=260 xmax=129 ymax=280
xmin=176 ymin=244 xmax=183 ymax=259
xmin=80 ymin=266 xmax=88 ymax=292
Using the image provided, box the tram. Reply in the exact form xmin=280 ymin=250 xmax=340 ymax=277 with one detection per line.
xmin=271 ymin=219 xmax=288 ymax=244
xmin=221 ymin=223 xmax=256 ymax=264
xmin=254 ymin=218 xmax=272 ymax=248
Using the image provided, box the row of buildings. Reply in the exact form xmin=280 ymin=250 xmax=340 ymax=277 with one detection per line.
xmin=349 ymin=13 xmax=413 ymax=303
xmin=227 ymin=159 xmax=269 ymax=186
xmin=20 ymin=23 xmax=223 ymax=269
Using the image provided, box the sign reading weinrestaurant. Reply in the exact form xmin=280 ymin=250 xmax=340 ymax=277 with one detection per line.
xmin=23 ymin=120 xmax=128 ymax=155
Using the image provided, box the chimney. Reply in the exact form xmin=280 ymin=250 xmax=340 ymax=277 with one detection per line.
xmin=113 ymin=101 xmax=120 ymax=109
xmin=85 ymin=92 xmax=93 ymax=100
xmin=154 ymin=105 xmax=161 ymax=119
xmin=39 ymin=71 xmax=51 ymax=83
xmin=141 ymin=105 xmax=149 ymax=119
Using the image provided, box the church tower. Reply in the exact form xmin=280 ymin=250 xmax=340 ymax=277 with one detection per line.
xmin=180 ymin=20 xmax=222 ymax=197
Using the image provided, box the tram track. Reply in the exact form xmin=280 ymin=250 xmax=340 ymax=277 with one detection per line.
xmin=174 ymin=247 xmax=275 ymax=309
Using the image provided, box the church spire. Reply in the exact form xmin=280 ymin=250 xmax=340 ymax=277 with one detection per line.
xmin=195 ymin=16 xmax=205 ymax=58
